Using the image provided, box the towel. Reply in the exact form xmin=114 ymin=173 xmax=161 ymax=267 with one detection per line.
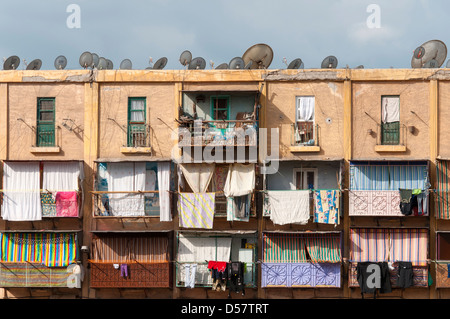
xmin=56 ymin=192 xmax=79 ymax=217
xmin=267 ymin=190 xmax=310 ymax=225
xmin=223 ymin=164 xmax=255 ymax=197
xmin=178 ymin=192 xmax=215 ymax=229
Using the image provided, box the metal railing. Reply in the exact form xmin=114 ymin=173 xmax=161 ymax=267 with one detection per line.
xmin=92 ymin=191 xmax=160 ymax=217
xmin=126 ymin=123 xmax=150 ymax=148
xmin=178 ymin=120 xmax=258 ymax=147
xmin=376 ymin=122 xmax=406 ymax=146
xmin=291 ymin=122 xmax=319 ymax=146
xmin=32 ymin=126 xmax=60 ymax=148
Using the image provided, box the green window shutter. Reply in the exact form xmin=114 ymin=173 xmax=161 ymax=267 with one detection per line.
xmin=127 ymin=97 xmax=147 ymax=147
xmin=37 ymin=98 xmax=55 ymax=147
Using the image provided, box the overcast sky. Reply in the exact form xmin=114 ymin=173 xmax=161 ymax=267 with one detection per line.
xmin=0 ymin=0 xmax=449 ymax=70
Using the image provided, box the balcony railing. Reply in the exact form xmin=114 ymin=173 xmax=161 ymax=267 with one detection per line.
xmin=31 ymin=126 xmax=60 ymax=148
xmin=178 ymin=120 xmax=257 ymax=147
xmin=127 ymin=123 xmax=150 ymax=148
xmin=92 ymin=191 xmax=160 ymax=217
xmin=291 ymin=122 xmax=319 ymax=147
xmin=376 ymin=123 xmax=406 ymax=146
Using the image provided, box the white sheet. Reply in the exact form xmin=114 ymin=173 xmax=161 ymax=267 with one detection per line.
xmin=267 ymin=190 xmax=310 ymax=225
xmin=106 ymin=162 xmax=146 ymax=216
xmin=43 ymin=162 xmax=81 ymax=191
xmin=223 ymin=164 xmax=255 ymax=197
xmin=382 ymin=96 xmax=400 ymax=123
xmin=177 ymin=235 xmax=232 ymax=262
xmin=180 ymin=163 xmax=215 ymax=193
xmin=2 ymin=162 xmax=42 ymax=221
xmin=296 ymin=96 xmax=315 ymax=121
xmin=157 ymin=162 xmax=172 ymax=222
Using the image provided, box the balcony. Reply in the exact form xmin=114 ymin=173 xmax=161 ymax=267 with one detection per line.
xmin=374 ymin=123 xmax=407 ymax=152
xmin=92 ymin=191 xmax=161 ymax=217
xmin=178 ymin=120 xmax=257 ymax=147
xmin=30 ymin=126 xmax=61 ymax=153
xmin=120 ymin=123 xmax=152 ymax=154
xmin=289 ymin=122 xmax=320 ymax=152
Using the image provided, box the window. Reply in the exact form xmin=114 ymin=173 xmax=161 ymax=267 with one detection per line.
xmin=293 ymin=168 xmax=317 ymax=190
xmin=437 ymin=232 xmax=450 ymax=260
xmin=294 ymin=96 xmax=315 ymax=145
xmin=381 ymin=95 xmax=400 ymax=145
xmin=127 ymin=97 xmax=147 ymax=147
xmin=37 ymin=98 xmax=55 ymax=147
xmin=211 ymin=96 xmax=229 ymax=129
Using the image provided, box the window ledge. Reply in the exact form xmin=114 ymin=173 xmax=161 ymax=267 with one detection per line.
xmin=289 ymin=145 xmax=321 ymax=153
xmin=30 ymin=146 xmax=61 ymax=153
xmin=374 ymin=145 xmax=406 ymax=152
xmin=120 ymin=146 xmax=152 ymax=154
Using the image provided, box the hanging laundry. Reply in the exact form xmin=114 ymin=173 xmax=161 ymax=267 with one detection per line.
xmin=226 ymin=195 xmax=250 ymax=222
xmin=208 ymin=261 xmax=228 ymax=291
xmin=179 ymin=163 xmax=215 ymax=193
xmin=184 ymin=263 xmax=197 ymax=288
xmin=313 ymin=190 xmax=340 ymax=225
xmin=120 ymin=264 xmax=129 ymax=278
xmin=178 ymin=192 xmax=215 ymax=229
xmin=41 ymin=192 xmax=56 ymax=217
xmin=267 ymin=190 xmax=310 ymax=225
xmin=227 ymin=262 xmax=245 ymax=296
xmin=55 ymin=192 xmax=79 ymax=217
xmin=396 ymin=261 xmax=414 ymax=288
xmin=223 ymin=164 xmax=255 ymax=197
xmin=399 ymin=189 xmax=414 ymax=216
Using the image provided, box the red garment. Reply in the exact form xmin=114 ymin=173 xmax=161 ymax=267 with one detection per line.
xmin=207 ymin=261 xmax=227 ymax=272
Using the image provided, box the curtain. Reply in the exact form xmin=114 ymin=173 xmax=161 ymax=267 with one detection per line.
xmin=91 ymin=235 xmax=169 ymax=263
xmin=305 ymin=235 xmax=341 ymax=263
xmin=0 ymin=232 xmax=78 ymax=267
xmin=180 ymin=163 xmax=215 ymax=193
xmin=223 ymin=163 xmax=255 ymax=197
xmin=130 ymin=99 xmax=145 ymax=122
xmin=1 ymin=162 xmax=42 ymax=221
xmin=177 ymin=235 xmax=232 ymax=262
xmin=350 ymin=228 xmax=390 ymax=263
xmin=42 ymin=162 xmax=81 ymax=191
xmin=296 ymin=96 xmax=315 ymax=121
xmin=106 ymin=162 xmax=146 ymax=216
xmin=263 ymin=233 xmax=307 ymax=263
xmin=157 ymin=162 xmax=172 ymax=221
xmin=390 ymin=229 xmax=428 ymax=266
xmin=382 ymin=96 xmax=400 ymax=124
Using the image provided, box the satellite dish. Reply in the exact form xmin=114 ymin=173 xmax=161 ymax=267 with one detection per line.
xmin=355 ymin=65 xmax=365 ymax=69
xmin=411 ymin=40 xmax=447 ymax=68
xmin=97 ymin=57 xmax=108 ymax=70
xmin=119 ymin=59 xmax=132 ymax=70
xmin=287 ymin=58 xmax=304 ymax=69
xmin=106 ymin=59 xmax=113 ymax=69
xmin=321 ymin=56 xmax=338 ymax=69
xmin=79 ymin=51 xmax=93 ymax=68
xmin=446 ymin=59 xmax=450 ymax=68
xmin=3 ymin=55 xmax=20 ymax=70
xmin=91 ymin=53 xmax=99 ymax=68
xmin=242 ymin=43 xmax=274 ymax=69
xmin=180 ymin=50 xmax=192 ymax=66
xmin=229 ymin=57 xmax=245 ymax=69
xmin=26 ymin=59 xmax=42 ymax=70
xmin=188 ymin=57 xmax=206 ymax=70
xmin=244 ymin=60 xmax=253 ymax=69
xmin=54 ymin=55 xmax=67 ymax=70
xmin=215 ymin=63 xmax=229 ymax=69
xmin=153 ymin=57 xmax=168 ymax=70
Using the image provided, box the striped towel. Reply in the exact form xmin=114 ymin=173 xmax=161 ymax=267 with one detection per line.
xmin=178 ymin=193 xmax=215 ymax=229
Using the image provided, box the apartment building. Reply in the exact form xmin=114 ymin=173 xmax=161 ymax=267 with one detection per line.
xmin=0 ymin=67 xmax=448 ymax=299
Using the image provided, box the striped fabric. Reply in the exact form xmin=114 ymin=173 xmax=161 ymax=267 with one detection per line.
xmin=350 ymin=228 xmax=390 ymax=263
xmin=350 ymin=228 xmax=428 ymax=266
xmin=91 ymin=234 xmax=169 ymax=263
xmin=350 ymin=164 xmax=428 ymax=190
xmin=178 ymin=193 xmax=215 ymax=229
xmin=436 ymin=160 xmax=450 ymax=219
xmin=263 ymin=233 xmax=341 ymax=263
xmin=0 ymin=232 xmax=78 ymax=267
xmin=390 ymin=229 xmax=428 ymax=267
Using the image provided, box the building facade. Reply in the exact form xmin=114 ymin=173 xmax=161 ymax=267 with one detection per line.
xmin=0 ymin=68 xmax=448 ymax=299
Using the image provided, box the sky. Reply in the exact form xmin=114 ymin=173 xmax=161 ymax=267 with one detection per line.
xmin=0 ymin=0 xmax=449 ymax=71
